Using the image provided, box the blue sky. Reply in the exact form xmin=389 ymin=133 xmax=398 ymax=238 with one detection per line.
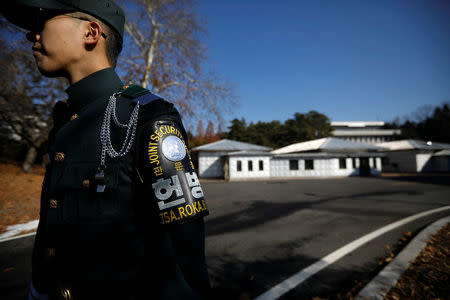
xmin=198 ymin=0 xmax=450 ymax=124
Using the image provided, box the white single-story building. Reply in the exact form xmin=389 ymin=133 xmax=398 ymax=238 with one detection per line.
xmin=193 ymin=138 xmax=384 ymax=180
xmin=192 ymin=139 xmax=272 ymax=179
xmin=377 ymin=139 xmax=450 ymax=173
xmin=226 ymin=150 xmax=273 ymax=180
xmin=271 ymin=137 xmax=384 ymax=178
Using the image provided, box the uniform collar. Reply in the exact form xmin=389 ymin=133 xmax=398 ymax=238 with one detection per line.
xmin=65 ymin=68 xmax=123 ymax=113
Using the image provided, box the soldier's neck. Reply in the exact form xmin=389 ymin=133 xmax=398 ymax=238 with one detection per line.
xmin=65 ymin=68 xmax=123 ymax=113
xmin=67 ymin=57 xmax=112 ymax=85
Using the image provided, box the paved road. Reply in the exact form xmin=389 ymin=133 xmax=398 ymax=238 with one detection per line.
xmin=1 ymin=175 xmax=449 ymax=299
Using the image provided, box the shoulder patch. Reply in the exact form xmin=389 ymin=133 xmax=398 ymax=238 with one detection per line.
xmin=138 ymin=119 xmax=209 ymax=225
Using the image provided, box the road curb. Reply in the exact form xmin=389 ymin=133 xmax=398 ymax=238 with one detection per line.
xmin=355 ymin=215 xmax=450 ymax=300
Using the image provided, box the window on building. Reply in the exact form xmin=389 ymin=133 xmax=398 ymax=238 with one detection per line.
xmin=382 ymin=157 xmax=389 ymax=166
xmin=259 ymin=160 xmax=264 ymax=171
xmin=352 ymin=158 xmax=357 ymax=169
xmin=305 ymin=159 xmax=314 ymax=170
xmin=248 ymin=160 xmax=253 ymax=171
xmin=339 ymin=158 xmax=347 ymax=169
xmin=289 ymin=160 xmax=299 ymax=170
xmin=373 ymin=158 xmax=378 ymax=169
xmin=237 ymin=160 xmax=242 ymax=172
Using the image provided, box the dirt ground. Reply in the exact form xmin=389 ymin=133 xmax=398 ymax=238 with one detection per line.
xmin=0 ymin=162 xmax=43 ymax=235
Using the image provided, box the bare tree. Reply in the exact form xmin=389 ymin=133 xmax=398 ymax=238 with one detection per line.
xmin=205 ymin=120 xmax=215 ymax=141
xmin=196 ymin=119 xmax=205 ymax=139
xmin=118 ymin=0 xmax=237 ymax=127
xmin=0 ymin=20 xmax=66 ymax=172
xmin=1 ymin=0 xmax=237 ymax=170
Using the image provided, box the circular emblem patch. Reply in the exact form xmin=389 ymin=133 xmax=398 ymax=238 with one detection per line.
xmin=161 ymin=135 xmax=186 ymax=161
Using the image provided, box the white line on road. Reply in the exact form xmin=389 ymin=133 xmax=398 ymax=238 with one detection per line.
xmin=254 ymin=205 xmax=450 ymax=300
xmin=0 ymin=219 xmax=38 ymax=242
xmin=0 ymin=231 xmax=36 ymax=243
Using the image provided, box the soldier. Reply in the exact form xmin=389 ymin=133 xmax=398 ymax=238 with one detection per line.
xmin=1 ymin=1 xmax=210 ymax=299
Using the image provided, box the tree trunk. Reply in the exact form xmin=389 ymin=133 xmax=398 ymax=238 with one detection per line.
xmin=22 ymin=146 xmax=37 ymax=173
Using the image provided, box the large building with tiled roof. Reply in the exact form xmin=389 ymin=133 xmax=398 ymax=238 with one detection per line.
xmin=331 ymin=121 xmax=401 ymax=144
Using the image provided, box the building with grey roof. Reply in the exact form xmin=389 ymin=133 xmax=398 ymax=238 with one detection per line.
xmin=270 ymin=137 xmax=384 ymax=178
xmin=273 ymin=137 xmax=384 ymax=154
xmin=192 ymin=139 xmax=271 ymax=152
xmin=377 ymin=139 xmax=450 ymax=173
xmin=192 ymin=139 xmax=272 ymax=179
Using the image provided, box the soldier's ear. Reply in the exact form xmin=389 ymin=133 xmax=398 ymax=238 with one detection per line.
xmin=84 ymin=21 xmax=103 ymax=46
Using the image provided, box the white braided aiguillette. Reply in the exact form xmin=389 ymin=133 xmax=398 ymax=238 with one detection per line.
xmin=99 ymin=92 xmax=140 ymax=168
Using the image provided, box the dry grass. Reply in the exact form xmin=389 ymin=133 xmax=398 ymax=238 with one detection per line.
xmin=384 ymin=224 xmax=450 ymax=300
xmin=0 ymin=162 xmax=43 ymax=234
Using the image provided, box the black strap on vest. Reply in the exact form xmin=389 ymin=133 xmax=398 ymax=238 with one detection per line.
xmin=133 ymin=92 xmax=162 ymax=105
xmin=120 ymin=84 xmax=162 ymax=106
xmin=123 ymin=84 xmax=164 ymax=185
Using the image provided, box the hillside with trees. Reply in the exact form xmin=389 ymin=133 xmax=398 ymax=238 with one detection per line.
xmin=191 ymin=110 xmax=334 ymax=149
xmin=385 ymin=102 xmax=450 ymax=144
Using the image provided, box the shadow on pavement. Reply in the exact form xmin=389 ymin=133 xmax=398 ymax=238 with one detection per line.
xmin=380 ymin=173 xmax=450 ymax=186
xmin=0 ymin=236 xmax=33 ymax=300
xmin=208 ymin=251 xmax=317 ymax=299
xmin=208 ymin=246 xmax=387 ymax=300
xmin=205 ymin=189 xmax=424 ymax=237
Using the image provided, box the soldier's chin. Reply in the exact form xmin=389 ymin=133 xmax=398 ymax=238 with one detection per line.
xmin=36 ymin=65 xmax=65 ymax=78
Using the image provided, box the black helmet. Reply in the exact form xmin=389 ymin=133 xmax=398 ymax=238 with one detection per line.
xmin=1 ymin=0 xmax=125 ymax=39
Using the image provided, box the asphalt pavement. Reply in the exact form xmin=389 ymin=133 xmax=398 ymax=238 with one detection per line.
xmin=1 ymin=175 xmax=449 ymax=299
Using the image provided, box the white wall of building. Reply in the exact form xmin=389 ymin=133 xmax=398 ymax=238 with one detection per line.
xmin=416 ymin=153 xmax=433 ymax=172
xmin=343 ymin=136 xmax=392 ymax=144
xmin=198 ymin=152 xmax=383 ymax=179
xmin=269 ymin=157 xmax=361 ymax=178
xmin=198 ymin=153 xmax=223 ymax=178
xmin=382 ymin=151 xmax=444 ymax=173
xmin=370 ymin=157 xmax=382 ymax=175
xmin=229 ymin=156 xmax=271 ymax=180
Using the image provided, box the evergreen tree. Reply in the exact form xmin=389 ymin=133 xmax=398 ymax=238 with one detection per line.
xmin=394 ymin=102 xmax=450 ymax=143
xmin=226 ymin=118 xmax=248 ymax=142
xmin=422 ymin=104 xmax=450 ymax=143
xmin=223 ymin=111 xmax=333 ymax=148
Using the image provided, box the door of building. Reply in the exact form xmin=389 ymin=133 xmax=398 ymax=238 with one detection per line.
xmin=222 ymin=157 xmax=229 ymax=180
xmin=359 ymin=157 xmax=371 ymax=176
